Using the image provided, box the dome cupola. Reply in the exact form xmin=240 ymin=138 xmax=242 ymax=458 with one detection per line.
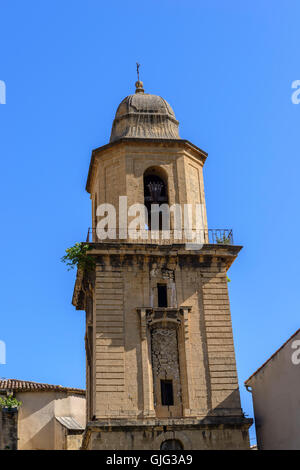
xmin=110 ymin=81 xmax=180 ymax=142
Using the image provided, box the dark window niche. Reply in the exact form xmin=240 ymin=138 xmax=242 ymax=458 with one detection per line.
xmin=160 ymin=439 xmax=183 ymax=450
xmin=161 ymin=379 xmax=174 ymax=406
xmin=157 ymin=284 xmax=168 ymax=307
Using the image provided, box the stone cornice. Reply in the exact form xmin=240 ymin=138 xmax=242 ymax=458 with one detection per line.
xmin=82 ymin=242 xmax=241 ymax=263
xmin=85 ymin=415 xmax=253 ymax=431
xmin=81 ymin=415 xmax=252 ymax=449
xmin=72 ymin=243 xmax=241 ymax=310
xmin=136 ymin=306 xmax=192 ymax=328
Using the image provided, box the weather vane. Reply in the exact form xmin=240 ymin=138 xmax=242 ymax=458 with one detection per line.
xmin=136 ymin=62 xmax=140 ymax=81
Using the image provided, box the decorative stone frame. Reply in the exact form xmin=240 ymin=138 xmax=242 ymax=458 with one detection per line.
xmin=145 ymin=307 xmax=183 ymax=327
xmin=137 ymin=306 xmax=192 ymax=419
xmin=149 ymin=269 xmax=177 ymax=309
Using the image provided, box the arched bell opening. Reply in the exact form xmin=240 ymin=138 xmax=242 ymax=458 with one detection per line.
xmin=143 ymin=167 xmax=169 ymax=230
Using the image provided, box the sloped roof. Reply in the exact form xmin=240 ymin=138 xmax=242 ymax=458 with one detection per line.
xmin=0 ymin=379 xmax=85 ymax=395
xmin=56 ymin=416 xmax=84 ymax=430
xmin=245 ymin=328 xmax=300 ymax=385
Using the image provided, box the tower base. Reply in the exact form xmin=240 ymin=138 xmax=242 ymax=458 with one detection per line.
xmin=81 ymin=417 xmax=252 ymax=450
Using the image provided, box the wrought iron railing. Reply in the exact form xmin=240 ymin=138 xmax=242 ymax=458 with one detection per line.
xmin=85 ymin=228 xmax=234 ymax=245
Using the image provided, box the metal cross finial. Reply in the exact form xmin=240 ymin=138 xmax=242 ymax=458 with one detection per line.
xmin=136 ymin=62 xmax=140 ymax=81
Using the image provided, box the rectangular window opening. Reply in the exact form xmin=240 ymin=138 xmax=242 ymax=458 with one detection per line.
xmin=157 ymin=284 xmax=168 ymax=307
xmin=161 ymin=379 xmax=174 ymax=406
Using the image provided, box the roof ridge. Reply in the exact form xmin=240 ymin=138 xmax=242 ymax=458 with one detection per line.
xmin=0 ymin=378 xmax=85 ymax=394
xmin=245 ymin=328 xmax=300 ymax=384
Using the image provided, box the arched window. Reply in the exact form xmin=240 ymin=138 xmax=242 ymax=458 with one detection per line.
xmin=143 ymin=167 xmax=168 ymax=230
xmin=160 ymin=439 xmax=183 ymax=450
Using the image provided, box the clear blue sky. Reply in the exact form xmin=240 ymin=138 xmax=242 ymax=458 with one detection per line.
xmin=0 ymin=1 xmax=299 ymax=444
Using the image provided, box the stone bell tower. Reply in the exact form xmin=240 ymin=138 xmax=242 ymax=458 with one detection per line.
xmin=72 ymin=79 xmax=252 ymax=450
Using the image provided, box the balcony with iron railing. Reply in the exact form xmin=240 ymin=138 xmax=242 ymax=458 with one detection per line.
xmin=85 ymin=228 xmax=234 ymax=245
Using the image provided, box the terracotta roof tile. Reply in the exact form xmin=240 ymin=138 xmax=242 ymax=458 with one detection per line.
xmin=0 ymin=379 xmax=85 ymax=395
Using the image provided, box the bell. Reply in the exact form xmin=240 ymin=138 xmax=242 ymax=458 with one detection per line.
xmin=147 ymin=181 xmax=163 ymax=202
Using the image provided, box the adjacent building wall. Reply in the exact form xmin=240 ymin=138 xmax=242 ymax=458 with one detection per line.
xmin=247 ymin=330 xmax=300 ymax=450
xmin=15 ymin=391 xmax=85 ymax=450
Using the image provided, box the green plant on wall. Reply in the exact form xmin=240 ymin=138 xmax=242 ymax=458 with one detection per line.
xmin=215 ymin=234 xmax=231 ymax=245
xmin=61 ymin=242 xmax=95 ymax=272
xmin=0 ymin=396 xmax=22 ymax=410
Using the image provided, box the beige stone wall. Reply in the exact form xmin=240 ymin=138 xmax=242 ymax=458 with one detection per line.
xmin=78 ymin=138 xmax=250 ymax=449
xmin=54 ymin=420 xmax=84 ymax=450
xmin=54 ymin=417 xmax=66 ymax=450
xmin=84 ymin=422 xmax=250 ymax=450
xmin=151 ymin=326 xmax=182 ymax=417
xmin=89 ymin=141 xmax=208 ymax=239
xmin=247 ymin=330 xmax=300 ymax=450
xmin=90 ymin=249 xmax=242 ymax=422
xmin=16 ymin=391 xmax=85 ymax=450
xmin=67 ymin=433 xmax=84 ymax=450
xmin=201 ymin=264 xmax=242 ymax=414
xmin=94 ymin=266 xmax=125 ymax=417
xmin=17 ymin=391 xmax=55 ymax=449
